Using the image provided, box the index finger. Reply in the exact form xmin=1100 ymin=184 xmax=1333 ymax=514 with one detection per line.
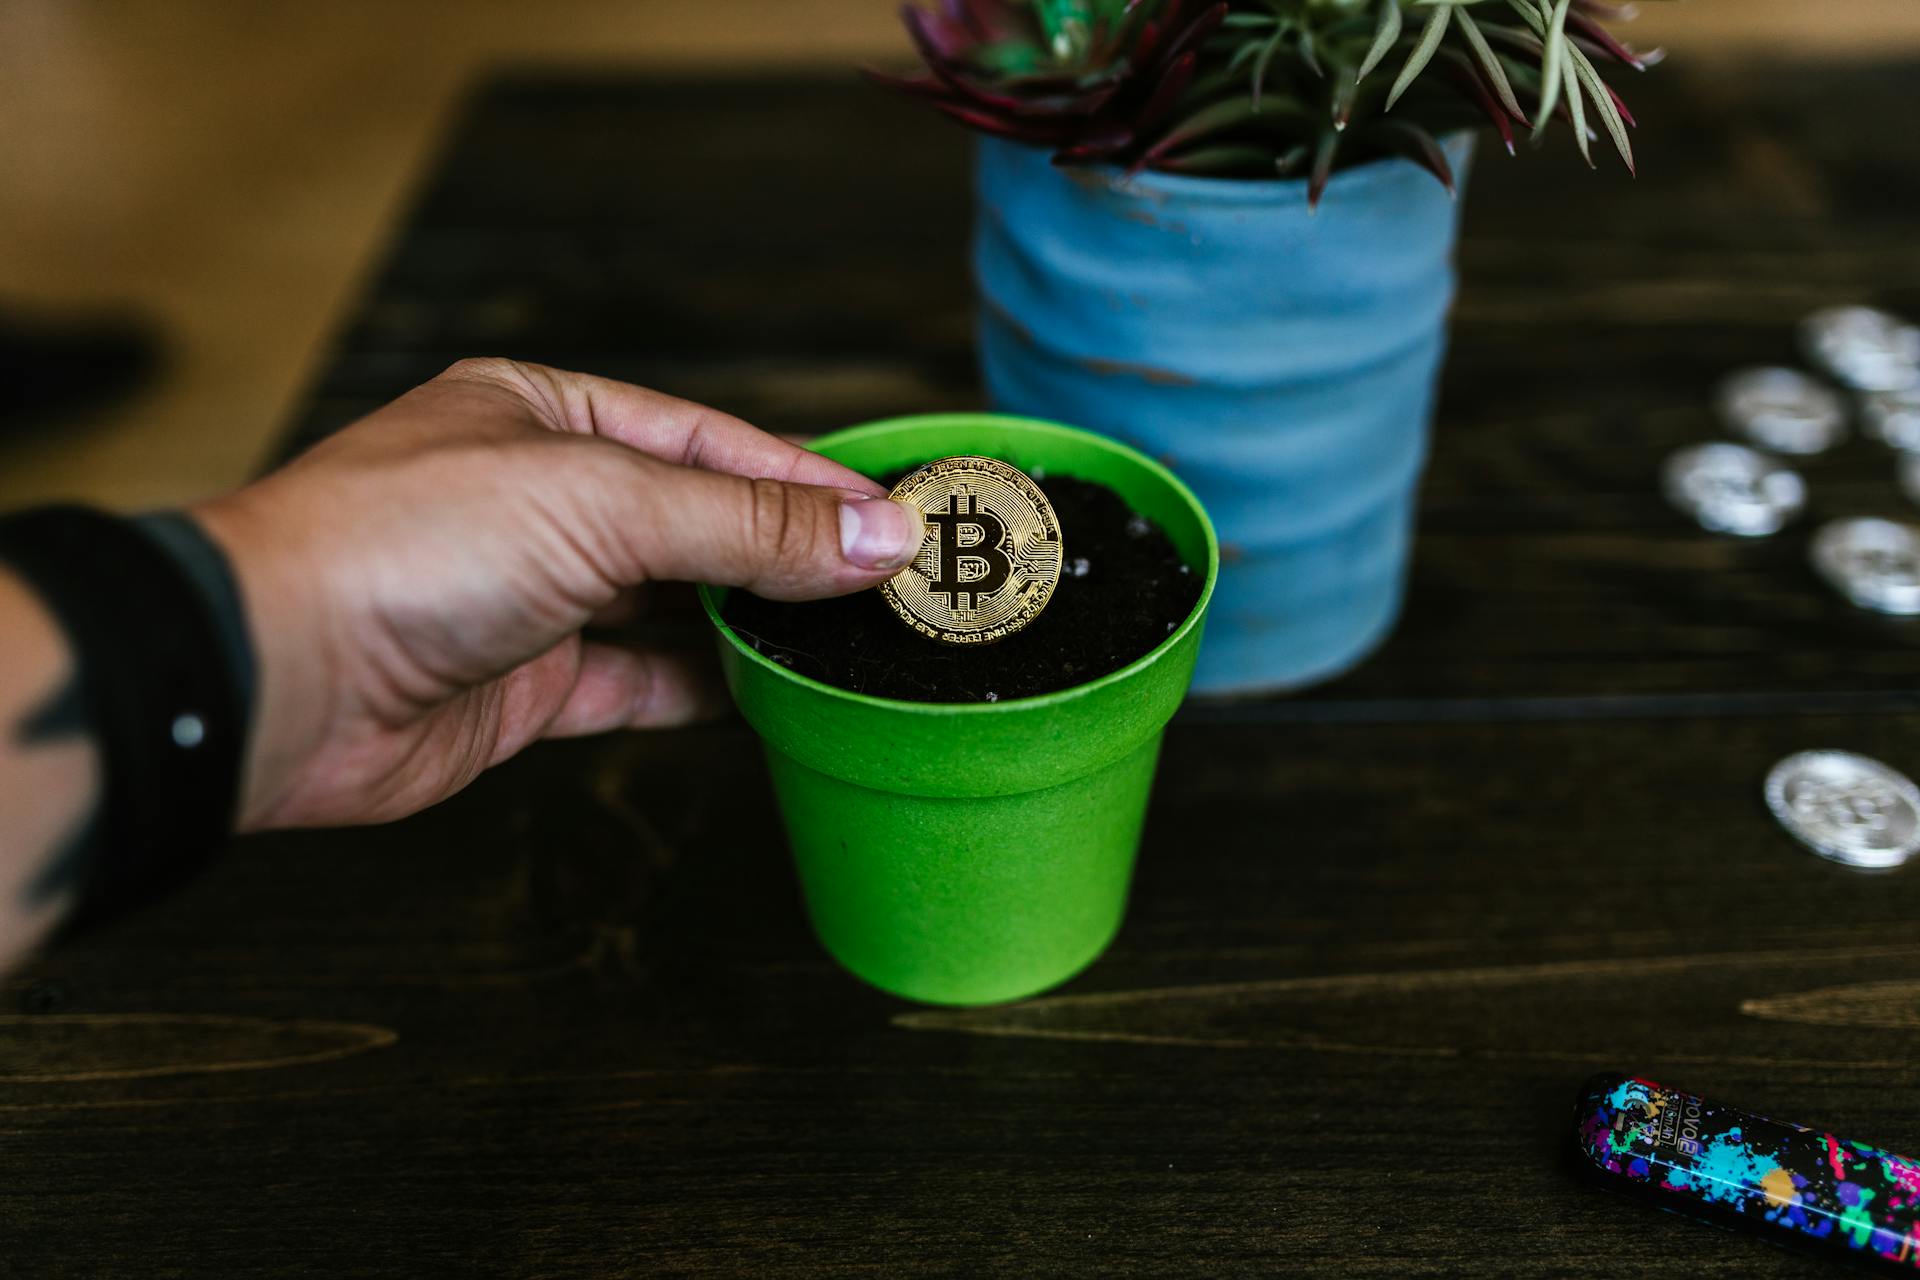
xmin=505 ymin=362 xmax=887 ymax=497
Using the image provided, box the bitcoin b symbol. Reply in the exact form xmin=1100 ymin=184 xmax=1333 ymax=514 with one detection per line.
xmin=926 ymin=486 xmax=1012 ymax=615
xmin=879 ymin=456 xmax=1063 ymax=645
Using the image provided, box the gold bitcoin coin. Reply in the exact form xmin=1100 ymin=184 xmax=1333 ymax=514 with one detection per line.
xmin=880 ymin=455 xmax=1063 ymax=645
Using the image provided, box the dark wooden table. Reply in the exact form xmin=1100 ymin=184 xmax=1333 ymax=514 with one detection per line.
xmin=8 ymin=62 xmax=1920 ymax=1277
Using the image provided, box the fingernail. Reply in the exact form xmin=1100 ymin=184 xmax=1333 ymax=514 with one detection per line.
xmin=839 ymin=497 xmax=924 ymax=571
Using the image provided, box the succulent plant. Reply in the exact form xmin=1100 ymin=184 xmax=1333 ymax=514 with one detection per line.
xmin=869 ymin=0 xmax=1657 ymax=206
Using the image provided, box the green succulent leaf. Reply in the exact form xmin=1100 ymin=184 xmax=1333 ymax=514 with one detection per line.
xmin=1226 ymin=36 xmax=1270 ymax=74
xmin=1035 ymin=0 xmax=1139 ymax=61
xmin=1386 ymin=4 xmax=1453 ymax=111
xmin=1354 ymin=0 xmax=1402 ymax=84
xmin=1298 ymin=23 xmax=1324 ymax=77
xmin=1454 ymin=8 xmax=1525 ymax=121
xmin=1330 ymin=65 xmax=1359 ymax=129
xmin=1151 ymin=93 xmax=1316 ymax=155
xmin=1307 ymin=126 xmax=1341 ymax=208
xmin=974 ymin=39 xmax=1051 ymax=76
xmin=1250 ymin=28 xmax=1287 ymax=106
xmin=1033 ymin=0 xmax=1088 ymax=61
xmin=1559 ymin=40 xmax=1591 ymax=164
xmin=1567 ymin=39 xmax=1632 ymax=170
xmin=1531 ymin=0 xmax=1574 ymax=139
xmin=1157 ymin=143 xmax=1286 ymax=174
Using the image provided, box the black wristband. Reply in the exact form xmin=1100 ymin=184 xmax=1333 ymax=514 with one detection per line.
xmin=132 ymin=512 xmax=257 ymax=726
xmin=0 ymin=505 xmax=253 ymax=926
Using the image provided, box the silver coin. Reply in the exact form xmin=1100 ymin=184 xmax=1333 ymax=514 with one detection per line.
xmin=1661 ymin=443 xmax=1806 ymax=537
xmin=1810 ymin=517 xmax=1920 ymax=615
xmin=1765 ymin=750 xmax=1920 ymax=870
xmin=1716 ymin=366 xmax=1847 ymax=454
xmin=1799 ymin=305 xmax=1920 ymax=392
xmin=1862 ymin=386 xmax=1920 ymax=452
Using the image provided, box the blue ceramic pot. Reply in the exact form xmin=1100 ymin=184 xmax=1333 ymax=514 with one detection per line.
xmin=974 ymin=133 xmax=1474 ymax=695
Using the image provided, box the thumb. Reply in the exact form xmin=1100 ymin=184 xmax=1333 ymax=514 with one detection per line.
xmin=617 ymin=453 xmax=925 ymax=601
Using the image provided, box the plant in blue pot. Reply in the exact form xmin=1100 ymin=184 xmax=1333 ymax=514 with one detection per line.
xmin=872 ymin=0 xmax=1652 ymax=695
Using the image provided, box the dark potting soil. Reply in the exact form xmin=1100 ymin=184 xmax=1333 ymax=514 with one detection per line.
xmin=721 ymin=473 xmax=1202 ymax=703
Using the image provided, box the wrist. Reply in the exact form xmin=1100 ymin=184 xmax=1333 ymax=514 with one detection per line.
xmin=188 ymin=489 xmax=336 ymax=832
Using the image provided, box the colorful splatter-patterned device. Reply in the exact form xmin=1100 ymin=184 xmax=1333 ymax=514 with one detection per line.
xmin=1575 ymin=1073 xmax=1920 ymax=1273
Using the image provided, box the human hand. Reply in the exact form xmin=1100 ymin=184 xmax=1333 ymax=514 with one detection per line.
xmin=192 ymin=359 xmax=923 ymax=831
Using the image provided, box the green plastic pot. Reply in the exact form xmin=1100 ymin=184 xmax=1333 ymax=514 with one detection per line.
xmin=699 ymin=413 xmax=1218 ymax=1006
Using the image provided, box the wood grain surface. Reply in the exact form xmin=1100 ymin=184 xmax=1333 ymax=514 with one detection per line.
xmin=7 ymin=65 xmax=1920 ymax=1277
